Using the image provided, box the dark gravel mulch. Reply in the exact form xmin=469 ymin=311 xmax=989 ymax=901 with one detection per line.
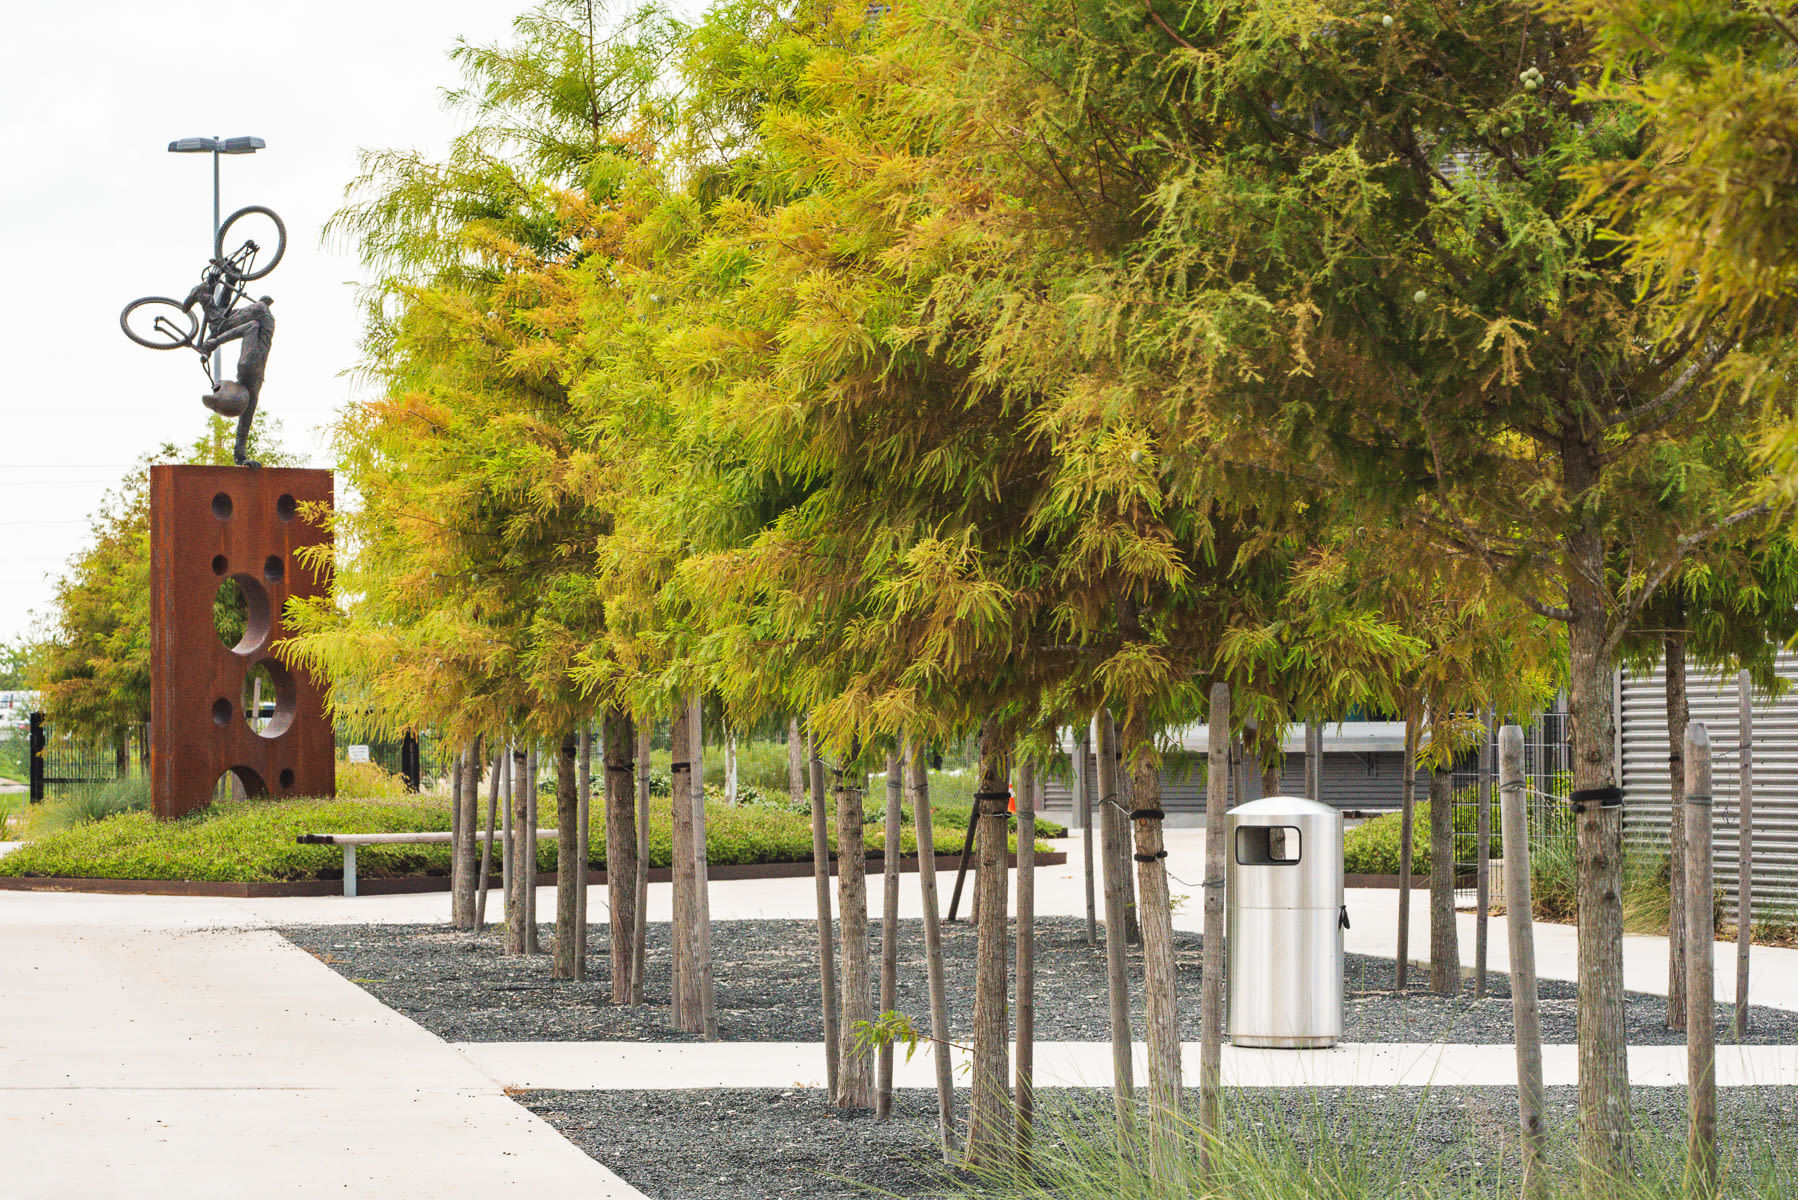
xmin=278 ymin=917 xmax=1798 ymax=1046
xmin=522 ymin=1085 xmax=1798 ymax=1200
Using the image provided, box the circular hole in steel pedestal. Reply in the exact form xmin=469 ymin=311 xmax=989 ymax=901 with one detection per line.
xmin=213 ymin=575 xmax=273 ymax=654
xmin=212 ymin=492 xmax=233 ymax=520
xmin=241 ymin=658 xmax=297 ymax=740
xmin=264 ymin=555 xmax=284 ymax=585
xmin=276 ymin=493 xmax=297 ymax=521
xmin=211 ymin=555 xmax=228 ymax=576
xmin=211 ymin=698 xmax=232 ymax=726
xmin=279 ymin=768 xmax=295 ymax=789
xmin=211 ymin=766 xmax=268 ymax=804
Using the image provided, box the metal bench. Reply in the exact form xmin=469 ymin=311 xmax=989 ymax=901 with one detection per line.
xmin=297 ymin=829 xmax=560 ymax=897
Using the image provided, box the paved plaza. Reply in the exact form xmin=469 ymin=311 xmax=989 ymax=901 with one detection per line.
xmin=4 ymin=830 xmax=1796 ymax=1195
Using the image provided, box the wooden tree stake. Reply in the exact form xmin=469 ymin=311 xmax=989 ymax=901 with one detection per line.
xmin=1198 ymin=683 xmax=1229 ymax=1175
xmin=1686 ymin=721 xmax=1718 ymax=1197
xmin=1498 ymin=725 xmax=1546 ymax=1199
xmin=808 ymin=727 xmax=841 ymax=1098
xmin=877 ymin=750 xmax=902 ymax=1120
xmin=1076 ymin=727 xmax=1097 ymax=947
xmin=1396 ymin=706 xmax=1418 ymax=993
xmin=476 ymin=747 xmax=501 ymax=930
xmin=835 ymin=742 xmax=875 ymax=1109
xmin=1093 ymin=708 xmax=1134 ymax=1136
xmin=1735 ymin=671 xmax=1752 ymax=1040
xmin=1015 ymin=755 xmax=1037 ymax=1164
xmin=907 ymin=736 xmax=957 ymax=1162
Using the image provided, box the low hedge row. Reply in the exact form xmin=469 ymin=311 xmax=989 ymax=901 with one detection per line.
xmin=0 ymin=791 xmax=1054 ymax=883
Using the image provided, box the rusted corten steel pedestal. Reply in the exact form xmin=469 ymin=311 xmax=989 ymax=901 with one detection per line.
xmin=150 ymin=466 xmax=334 ymax=819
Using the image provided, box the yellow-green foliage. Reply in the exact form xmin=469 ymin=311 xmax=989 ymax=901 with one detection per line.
xmin=0 ymin=793 xmax=1048 ymax=883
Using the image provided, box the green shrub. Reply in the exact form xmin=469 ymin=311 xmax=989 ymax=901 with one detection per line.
xmin=0 ymin=790 xmax=1053 ymax=883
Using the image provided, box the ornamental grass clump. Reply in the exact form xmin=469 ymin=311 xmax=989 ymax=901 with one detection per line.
xmin=941 ymin=1089 xmax=1798 ymax=1200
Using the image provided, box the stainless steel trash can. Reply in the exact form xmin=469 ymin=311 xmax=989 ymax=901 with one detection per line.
xmin=1225 ymin=795 xmax=1344 ymax=1048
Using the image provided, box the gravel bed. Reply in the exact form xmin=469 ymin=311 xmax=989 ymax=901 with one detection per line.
xmin=280 ymin=917 xmax=1798 ymax=1046
xmin=522 ymin=1085 xmax=1798 ymax=1200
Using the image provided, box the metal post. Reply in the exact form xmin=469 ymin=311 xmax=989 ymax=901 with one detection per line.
xmin=211 ymin=142 xmax=222 ymax=386
xmin=28 ymin=712 xmax=46 ymax=803
xmin=343 ymin=843 xmax=358 ymax=899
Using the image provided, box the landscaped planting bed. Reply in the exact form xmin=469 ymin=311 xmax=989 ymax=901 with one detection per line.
xmin=279 ymin=917 xmax=1798 ymax=1046
xmin=0 ymin=792 xmax=1057 ymax=884
xmin=521 ymin=1085 xmax=1798 ymax=1200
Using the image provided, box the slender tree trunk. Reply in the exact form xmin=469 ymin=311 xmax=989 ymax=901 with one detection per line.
xmin=1736 ymin=671 xmax=1753 ymax=1040
xmin=688 ymin=693 xmax=716 ymax=1039
xmin=476 ymin=747 xmax=500 ymax=930
xmin=1566 ymin=544 xmax=1630 ymax=1189
xmin=1014 ymin=756 xmax=1037 ymax=1166
xmin=1093 ymin=708 xmax=1134 ymax=1136
xmin=1500 ymin=725 xmax=1548 ymax=1200
xmin=1428 ymin=763 xmax=1460 ymax=995
xmin=1305 ymin=719 xmax=1323 ymax=803
xmin=448 ymin=750 xmax=464 ymax=914
xmin=524 ymin=745 xmax=539 ymax=954
xmin=669 ymin=703 xmax=694 ymax=1030
xmin=962 ymin=718 xmax=1012 ymax=1171
xmin=452 ymin=741 xmax=479 ymax=930
xmin=1396 ymin=705 xmax=1419 ymax=992
xmin=877 ymin=750 xmax=902 ymax=1120
xmin=1116 ymin=760 xmax=1141 ymax=944
xmin=1666 ymin=617 xmax=1689 ymax=1030
xmin=1077 ymin=727 xmax=1097 ymax=947
xmin=1122 ymin=706 xmax=1181 ymax=1172
xmin=808 ymin=727 xmax=841 ymax=1097
xmin=500 ymin=745 xmax=514 ymax=932
xmin=836 ymin=742 xmax=875 ymax=1109
xmin=605 ymin=708 xmax=638 ymax=1004
xmin=788 ymin=718 xmax=806 ymax=805
xmin=553 ymin=731 xmax=579 ymax=980
xmin=1685 ymin=722 xmax=1717 ymax=1198
xmin=507 ymin=743 xmax=528 ymax=957
xmin=1199 ymin=684 xmax=1229 ymax=1176
xmin=1476 ymin=709 xmax=1493 ymax=998
xmin=632 ymin=722 xmax=651 ymax=1006
xmin=575 ymin=727 xmax=591 ymax=981
xmin=907 ymin=735 xmax=956 ymax=1162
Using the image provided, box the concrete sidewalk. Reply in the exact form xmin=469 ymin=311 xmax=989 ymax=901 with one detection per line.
xmin=0 ymin=893 xmax=645 ymax=1198
xmin=456 ymin=1039 xmax=1798 ymax=1092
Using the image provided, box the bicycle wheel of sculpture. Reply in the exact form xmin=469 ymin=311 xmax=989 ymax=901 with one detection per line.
xmin=215 ymin=205 xmax=287 ymax=281
xmin=120 ymin=296 xmax=200 ymax=350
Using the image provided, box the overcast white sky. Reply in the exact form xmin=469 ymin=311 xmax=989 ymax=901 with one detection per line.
xmin=0 ymin=0 xmax=687 ymax=647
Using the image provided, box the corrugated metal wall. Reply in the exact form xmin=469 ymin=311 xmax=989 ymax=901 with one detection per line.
xmin=1620 ymin=657 xmax=1798 ymax=920
xmin=1041 ymin=751 xmax=1423 ymax=815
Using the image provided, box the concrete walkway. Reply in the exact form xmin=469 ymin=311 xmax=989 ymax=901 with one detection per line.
xmin=456 ymin=1039 xmax=1798 ymax=1092
xmin=0 ymin=892 xmax=645 ymax=1198
xmin=5 ymin=830 xmax=1797 ymax=1194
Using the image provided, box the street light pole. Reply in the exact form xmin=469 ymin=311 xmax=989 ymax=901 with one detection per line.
xmin=168 ymin=135 xmax=266 ymax=390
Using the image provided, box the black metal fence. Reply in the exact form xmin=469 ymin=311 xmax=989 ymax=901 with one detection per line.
xmin=23 ymin=712 xmax=461 ymax=804
xmin=26 ymin=713 xmax=145 ymax=804
xmin=1449 ymin=708 xmax=1574 ymax=902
